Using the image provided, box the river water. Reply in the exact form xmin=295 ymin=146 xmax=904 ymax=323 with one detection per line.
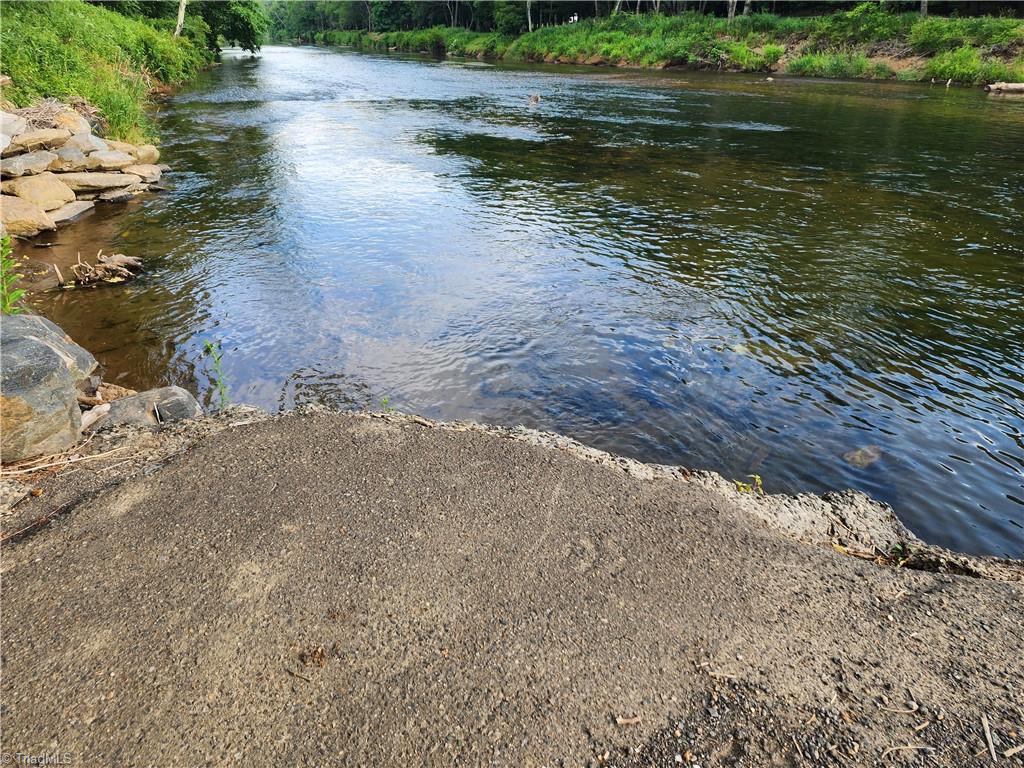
xmin=22 ymin=46 xmax=1024 ymax=557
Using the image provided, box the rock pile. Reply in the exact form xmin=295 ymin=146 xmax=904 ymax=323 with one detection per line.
xmin=1 ymin=103 xmax=168 ymax=237
xmin=1 ymin=314 xmax=202 ymax=463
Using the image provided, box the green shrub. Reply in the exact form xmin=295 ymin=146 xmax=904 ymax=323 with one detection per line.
xmin=909 ymin=15 xmax=1023 ymax=54
xmin=924 ymin=44 xmax=1024 ymax=84
xmin=761 ymin=43 xmax=785 ymax=68
xmin=786 ymin=52 xmax=871 ymax=79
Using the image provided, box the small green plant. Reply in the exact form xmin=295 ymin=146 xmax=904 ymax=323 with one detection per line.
xmin=1 ymin=235 xmax=27 ymax=315
xmin=889 ymin=542 xmax=913 ymax=567
xmin=734 ymin=474 xmax=764 ymax=495
xmin=379 ymin=396 xmax=396 ymax=413
xmin=203 ymin=340 xmax=229 ymax=408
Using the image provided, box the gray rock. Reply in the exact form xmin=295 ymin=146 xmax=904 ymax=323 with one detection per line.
xmin=87 ymin=386 xmax=202 ymax=432
xmin=135 ymin=144 xmax=160 ymax=164
xmin=0 ymin=195 xmax=56 ymax=236
xmin=50 ymin=200 xmax=95 ymax=224
xmin=63 ymin=133 xmax=108 ymax=154
xmin=1 ymin=172 xmax=76 ymax=211
xmin=0 ymin=111 xmax=28 ymax=138
xmin=85 ymin=149 xmax=134 ymax=171
xmin=54 ymin=110 xmax=91 ymax=135
xmin=49 ymin=146 xmax=89 ymax=172
xmin=122 ymin=163 xmax=161 ymax=183
xmin=0 ymin=314 xmax=98 ymax=462
xmin=0 ymin=134 xmax=9 ymax=155
xmin=56 ymin=172 xmax=143 ymax=191
xmin=3 ymin=128 xmax=71 ymax=156
xmin=1 ymin=150 xmax=58 ymax=177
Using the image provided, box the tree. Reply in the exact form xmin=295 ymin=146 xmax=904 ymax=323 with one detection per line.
xmin=195 ymin=0 xmax=269 ymax=53
xmin=173 ymin=0 xmax=186 ymax=37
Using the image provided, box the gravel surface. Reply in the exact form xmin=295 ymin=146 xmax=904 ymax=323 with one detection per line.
xmin=2 ymin=411 xmax=1022 ymax=766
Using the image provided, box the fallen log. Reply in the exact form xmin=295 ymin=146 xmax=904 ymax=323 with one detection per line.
xmin=984 ymin=81 xmax=1024 ymax=93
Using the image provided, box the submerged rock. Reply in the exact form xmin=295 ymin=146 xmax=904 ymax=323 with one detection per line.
xmin=98 ymin=183 xmax=147 ymax=203
xmin=86 ymin=386 xmax=202 ymax=432
xmin=2 ymin=172 xmax=76 ymax=211
xmin=1 ymin=150 xmax=58 ymax=178
xmin=57 ymin=172 xmax=142 ymax=191
xmin=0 ymin=314 xmax=98 ymax=462
xmin=50 ymin=200 xmax=95 ymax=224
xmin=0 ymin=195 xmax=56 ymax=236
xmin=842 ymin=445 xmax=883 ymax=469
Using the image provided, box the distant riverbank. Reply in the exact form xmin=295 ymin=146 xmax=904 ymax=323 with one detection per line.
xmin=313 ymin=7 xmax=1024 ymax=85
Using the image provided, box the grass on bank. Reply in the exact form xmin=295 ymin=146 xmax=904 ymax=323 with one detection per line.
xmin=319 ymin=5 xmax=1024 ymax=84
xmin=0 ymin=0 xmax=213 ymax=141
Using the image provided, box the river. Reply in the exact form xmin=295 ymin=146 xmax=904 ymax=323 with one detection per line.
xmin=21 ymin=45 xmax=1024 ymax=557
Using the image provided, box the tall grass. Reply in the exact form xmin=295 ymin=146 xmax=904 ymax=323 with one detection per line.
xmin=0 ymin=1 xmax=212 ymax=141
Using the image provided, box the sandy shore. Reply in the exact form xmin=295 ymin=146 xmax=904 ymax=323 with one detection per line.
xmin=2 ymin=409 xmax=1021 ymax=766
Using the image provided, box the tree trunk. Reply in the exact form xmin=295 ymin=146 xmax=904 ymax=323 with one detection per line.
xmin=920 ymin=0 xmax=928 ymax=16
xmin=613 ymin=0 xmax=623 ymax=14
xmin=527 ymin=0 xmax=533 ymax=32
xmin=727 ymin=0 xmax=737 ymax=23
xmin=985 ymin=81 xmax=1024 ymax=92
xmin=743 ymin=0 xmax=753 ymax=15
xmin=173 ymin=0 xmax=187 ymax=37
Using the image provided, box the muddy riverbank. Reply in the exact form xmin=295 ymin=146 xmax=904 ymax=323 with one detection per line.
xmin=1 ymin=409 xmax=1022 ymax=765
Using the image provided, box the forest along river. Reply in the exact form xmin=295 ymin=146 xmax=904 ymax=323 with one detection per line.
xmin=20 ymin=46 xmax=1023 ymax=558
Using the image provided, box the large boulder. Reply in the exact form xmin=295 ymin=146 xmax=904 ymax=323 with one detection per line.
xmin=49 ymin=146 xmax=89 ymax=172
xmin=0 ymin=111 xmax=28 ymax=138
xmin=50 ymin=200 xmax=95 ymax=224
xmin=85 ymin=149 xmax=134 ymax=171
xmin=63 ymin=133 xmax=108 ymax=154
xmin=1 ymin=150 xmax=58 ymax=178
xmin=0 ymin=314 xmax=98 ymax=462
xmin=0 ymin=195 xmax=56 ymax=236
xmin=56 ymin=172 xmax=142 ymax=192
xmin=3 ymin=128 xmax=71 ymax=156
xmin=86 ymin=386 xmax=202 ymax=432
xmin=2 ymin=173 xmax=76 ymax=211
xmin=122 ymin=163 xmax=161 ymax=183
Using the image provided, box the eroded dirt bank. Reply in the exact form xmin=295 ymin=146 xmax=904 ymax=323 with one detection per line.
xmin=1 ymin=410 xmax=1022 ymax=766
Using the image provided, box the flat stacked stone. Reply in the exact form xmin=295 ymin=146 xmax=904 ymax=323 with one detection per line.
xmin=1 ymin=101 xmax=166 ymax=237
